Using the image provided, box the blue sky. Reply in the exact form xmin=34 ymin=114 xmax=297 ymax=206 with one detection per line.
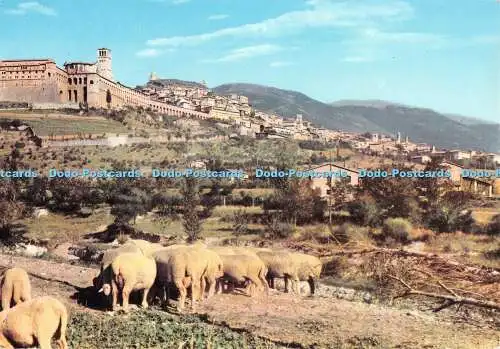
xmin=0 ymin=0 xmax=499 ymax=122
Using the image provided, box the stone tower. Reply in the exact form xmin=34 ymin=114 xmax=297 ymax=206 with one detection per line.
xmin=97 ymin=48 xmax=113 ymax=81
xmin=150 ymin=72 xmax=158 ymax=81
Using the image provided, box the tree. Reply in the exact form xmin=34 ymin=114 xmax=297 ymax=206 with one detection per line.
xmin=48 ymin=178 xmax=88 ymax=213
xmin=424 ymin=191 xmax=475 ymax=233
xmin=0 ymin=180 xmax=25 ymax=244
xmin=356 ymin=165 xmax=422 ymax=224
xmin=181 ymin=177 xmax=201 ymax=242
xmin=269 ymin=179 xmax=319 ymax=226
xmin=110 ymin=187 xmax=151 ymax=224
xmin=106 ymin=89 xmax=112 ymax=109
xmin=232 ymin=208 xmax=250 ymax=239
xmin=25 ymin=177 xmax=51 ymax=207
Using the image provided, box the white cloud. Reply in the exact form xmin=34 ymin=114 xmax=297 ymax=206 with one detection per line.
xmin=5 ymin=1 xmax=56 ymax=16
xmin=208 ymin=14 xmax=229 ymax=21
xmin=136 ymin=48 xmax=174 ymax=57
xmin=146 ymin=0 xmax=414 ymax=47
xmin=269 ymin=61 xmax=294 ymax=67
xmin=206 ymin=44 xmax=283 ymax=63
xmin=136 ymin=48 xmax=162 ymax=57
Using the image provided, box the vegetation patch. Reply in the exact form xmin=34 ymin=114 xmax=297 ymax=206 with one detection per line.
xmin=68 ymin=309 xmax=284 ymax=349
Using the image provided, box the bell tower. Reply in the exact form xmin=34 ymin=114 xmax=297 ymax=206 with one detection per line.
xmin=96 ymin=48 xmax=113 ymax=81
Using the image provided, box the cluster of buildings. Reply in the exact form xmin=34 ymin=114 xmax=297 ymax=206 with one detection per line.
xmin=0 ymin=47 xmax=337 ymax=141
xmin=136 ymin=74 xmax=253 ymax=122
xmin=350 ymin=131 xmax=500 ymax=166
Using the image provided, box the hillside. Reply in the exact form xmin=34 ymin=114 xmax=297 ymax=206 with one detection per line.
xmin=213 ymin=83 xmax=499 ymax=152
xmin=141 ymin=79 xmax=206 ymax=89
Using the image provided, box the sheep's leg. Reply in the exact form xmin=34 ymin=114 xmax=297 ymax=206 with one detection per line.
xmin=1 ymin=286 xmax=12 ymax=310
xmin=284 ymin=277 xmax=290 ymax=293
xmin=199 ymin=277 xmax=206 ymax=300
xmin=12 ymin=284 xmax=22 ymax=306
xmin=175 ymin=279 xmax=187 ymax=312
xmin=259 ymin=273 xmax=270 ymax=296
xmin=142 ymin=287 xmax=150 ymax=308
xmin=54 ymin=309 xmax=69 ymax=349
xmin=111 ymin=279 xmax=119 ymax=311
xmin=308 ymin=276 xmax=316 ymax=296
xmin=190 ymin=278 xmax=200 ymax=311
xmin=247 ymin=276 xmax=262 ymax=297
xmin=207 ymin=277 xmax=216 ymax=299
xmin=164 ymin=285 xmax=171 ymax=310
xmin=215 ymin=279 xmax=222 ymax=295
xmin=292 ymin=277 xmax=300 ymax=295
xmin=121 ymin=285 xmax=132 ymax=313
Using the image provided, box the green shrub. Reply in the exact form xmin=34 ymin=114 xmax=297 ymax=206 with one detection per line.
xmin=264 ymin=213 xmax=294 ymax=239
xmin=486 ymin=214 xmax=500 ymax=236
xmin=381 ymin=218 xmax=412 ymax=244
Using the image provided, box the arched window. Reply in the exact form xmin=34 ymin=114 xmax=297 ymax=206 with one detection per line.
xmin=73 ymin=77 xmax=77 ymax=85
xmin=79 ymin=77 xmax=82 ymax=84
xmin=68 ymin=78 xmax=72 ymax=85
xmin=90 ymin=80 xmax=94 ymax=84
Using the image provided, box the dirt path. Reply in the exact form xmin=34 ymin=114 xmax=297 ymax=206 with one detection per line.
xmin=1 ymin=254 xmax=499 ymax=349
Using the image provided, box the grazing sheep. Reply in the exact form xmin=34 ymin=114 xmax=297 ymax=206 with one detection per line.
xmin=210 ymin=246 xmax=260 ymax=258
xmin=217 ymin=254 xmax=269 ymax=297
xmin=153 ymin=247 xmax=208 ymax=312
xmin=209 ymin=247 xmax=263 ymax=292
xmin=291 ymin=252 xmax=322 ymax=295
xmin=0 ymin=267 xmax=31 ymax=310
xmin=100 ymin=252 xmax=157 ymax=313
xmin=92 ymin=244 xmax=144 ymax=292
xmin=0 ymin=296 xmax=68 ymax=349
xmin=123 ymin=239 xmax=165 ymax=257
xmin=196 ymin=248 xmax=224 ymax=300
xmin=255 ymin=250 xmax=301 ymax=294
xmin=100 ymin=244 xmax=143 ymax=271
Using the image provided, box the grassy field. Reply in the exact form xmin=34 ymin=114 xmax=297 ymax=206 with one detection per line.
xmin=20 ymin=210 xmax=113 ymax=245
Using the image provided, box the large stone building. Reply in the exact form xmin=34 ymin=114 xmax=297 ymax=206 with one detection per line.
xmin=0 ymin=48 xmax=208 ymax=118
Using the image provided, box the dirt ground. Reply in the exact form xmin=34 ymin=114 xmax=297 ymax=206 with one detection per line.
xmin=1 ymin=253 xmax=498 ymax=349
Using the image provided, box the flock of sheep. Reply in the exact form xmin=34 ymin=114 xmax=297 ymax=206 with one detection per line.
xmin=0 ymin=239 xmax=323 ymax=348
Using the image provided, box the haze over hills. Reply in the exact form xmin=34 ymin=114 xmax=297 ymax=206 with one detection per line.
xmin=213 ymin=83 xmax=500 ymax=153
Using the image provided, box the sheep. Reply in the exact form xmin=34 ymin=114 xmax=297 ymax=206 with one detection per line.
xmin=0 ymin=296 xmax=68 ymax=349
xmin=153 ymin=246 xmax=209 ymax=312
xmin=99 ymin=252 xmax=157 ymax=313
xmin=210 ymin=246 xmax=260 ymax=258
xmin=0 ymin=267 xmax=31 ymax=311
xmin=92 ymin=244 xmax=144 ymax=292
xmin=100 ymin=243 xmax=143 ymax=271
xmin=209 ymin=247 xmax=262 ymax=292
xmin=291 ymin=252 xmax=322 ymax=295
xmin=217 ymin=254 xmax=269 ymax=297
xmin=255 ymin=250 xmax=301 ymax=294
xmin=123 ymin=239 xmax=165 ymax=257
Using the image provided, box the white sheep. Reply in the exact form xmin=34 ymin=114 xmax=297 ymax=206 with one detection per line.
xmin=0 ymin=296 xmax=68 ymax=349
xmin=99 ymin=252 xmax=157 ymax=313
xmin=0 ymin=267 xmax=31 ymax=310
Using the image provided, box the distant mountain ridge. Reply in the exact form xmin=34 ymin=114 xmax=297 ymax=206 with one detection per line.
xmin=213 ymin=83 xmax=499 ymax=152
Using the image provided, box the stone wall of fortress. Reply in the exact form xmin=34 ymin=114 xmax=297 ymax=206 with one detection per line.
xmin=0 ymin=60 xmax=68 ymax=104
xmin=0 ymin=58 xmax=210 ymax=120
